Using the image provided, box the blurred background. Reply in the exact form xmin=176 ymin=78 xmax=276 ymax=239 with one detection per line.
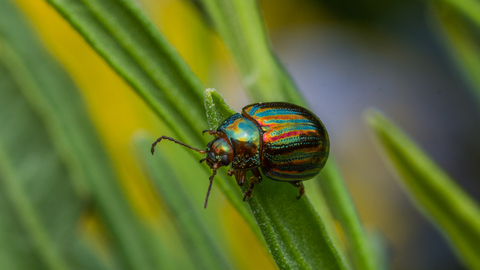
xmin=5 ymin=0 xmax=480 ymax=269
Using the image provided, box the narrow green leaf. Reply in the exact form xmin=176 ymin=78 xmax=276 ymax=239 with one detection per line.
xmin=0 ymin=58 xmax=75 ymax=270
xmin=432 ymin=2 xmax=480 ymax=103
xmin=0 ymin=1 xmax=159 ymax=268
xmin=303 ymin=180 xmax=353 ymax=270
xmin=196 ymin=2 xmax=369 ymax=268
xmin=205 ymin=89 xmax=346 ymax=270
xmin=195 ymin=0 xmax=304 ymax=104
xmin=366 ymin=109 xmax=480 ymax=270
xmin=43 ymin=0 xmax=258 ymax=235
xmin=319 ymin=161 xmax=378 ymax=270
xmin=135 ymin=136 xmax=234 ymax=270
xmin=204 ymin=88 xmax=236 ymax=129
xmin=437 ymin=0 xmax=480 ymax=30
xmin=45 ymin=0 xmax=206 ymax=147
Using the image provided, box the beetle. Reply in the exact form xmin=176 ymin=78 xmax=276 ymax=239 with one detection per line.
xmin=151 ymin=102 xmax=329 ymax=208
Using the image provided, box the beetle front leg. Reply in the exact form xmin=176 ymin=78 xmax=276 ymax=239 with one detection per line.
xmin=234 ymin=170 xmax=246 ymax=186
xmin=289 ymin=181 xmax=305 ymax=199
xmin=202 ymin=130 xmax=223 ymax=137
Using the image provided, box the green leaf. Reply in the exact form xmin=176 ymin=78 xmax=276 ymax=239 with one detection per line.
xmin=436 ymin=0 xmax=480 ymax=30
xmin=135 ymin=136 xmax=234 ymax=270
xmin=43 ymin=0 xmax=258 ymax=236
xmin=0 ymin=1 xmax=160 ymax=269
xmin=194 ymin=0 xmax=304 ymax=104
xmin=302 ymin=180 xmax=353 ymax=270
xmin=319 ymin=161 xmax=378 ymax=270
xmin=45 ymin=0 xmax=206 ymax=147
xmin=366 ymin=109 xmax=480 ymax=270
xmin=432 ymin=2 xmax=480 ymax=103
xmin=0 ymin=54 xmax=76 ymax=270
xmin=205 ymin=89 xmax=346 ymax=270
xmin=204 ymin=88 xmax=236 ymax=129
xmin=196 ymin=2 xmax=372 ymax=268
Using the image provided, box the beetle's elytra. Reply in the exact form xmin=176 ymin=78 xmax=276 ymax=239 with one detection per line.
xmin=151 ymin=102 xmax=329 ymax=208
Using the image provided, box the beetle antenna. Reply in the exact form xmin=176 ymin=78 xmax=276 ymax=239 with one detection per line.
xmin=151 ymin=136 xmax=206 ymax=155
xmin=204 ymin=164 xmax=218 ymax=209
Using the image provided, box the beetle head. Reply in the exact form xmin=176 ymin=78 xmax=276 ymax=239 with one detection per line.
xmin=150 ymin=132 xmax=233 ymax=209
xmin=204 ymin=137 xmax=234 ymax=169
xmin=199 ymin=134 xmax=234 ymax=209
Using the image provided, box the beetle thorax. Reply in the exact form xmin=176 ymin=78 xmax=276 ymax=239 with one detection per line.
xmin=205 ymin=137 xmax=234 ymax=168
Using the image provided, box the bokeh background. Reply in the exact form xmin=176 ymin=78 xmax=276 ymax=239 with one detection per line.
xmin=8 ymin=0 xmax=480 ymax=269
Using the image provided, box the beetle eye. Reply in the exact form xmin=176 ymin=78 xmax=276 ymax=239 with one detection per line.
xmin=220 ymin=155 xmax=230 ymax=166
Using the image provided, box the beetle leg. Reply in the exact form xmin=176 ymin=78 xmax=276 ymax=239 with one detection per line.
xmin=289 ymin=181 xmax=305 ymax=199
xmin=235 ymin=170 xmax=246 ymax=186
xmin=252 ymin=168 xmax=262 ymax=183
xmin=202 ymin=130 xmax=223 ymax=137
xmin=227 ymin=168 xmax=234 ymax=176
xmin=243 ymin=175 xmax=260 ymax=201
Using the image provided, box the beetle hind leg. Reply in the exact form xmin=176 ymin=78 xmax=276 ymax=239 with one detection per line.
xmin=289 ymin=181 xmax=305 ymax=199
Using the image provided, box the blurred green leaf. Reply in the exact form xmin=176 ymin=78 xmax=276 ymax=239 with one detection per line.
xmin=205 ymin=89 xmax=346 ymax=269
xmin=135 ymin=136 xmax=234 ymax=270
xmin=0 ymin=0 xmax=162 ymax=269
xmin=319 ymin=161 xmax=378 ymax=270
xmin=0 ymin=50 xmax=78 ymax=270
xmin=438 ymin=0 xmax=480 ymax=30
xmin=45 ymin=0 xmax=205 ymax=147
xmin=366 ymin=109 xmax=480 ymax=270
xmin=44 ymin=0 xmax=257 ymax=235
xmin=196 ymin=0 xmax=303 ymax=104
xmin=432 ymin=2 xmax=480 ymax=103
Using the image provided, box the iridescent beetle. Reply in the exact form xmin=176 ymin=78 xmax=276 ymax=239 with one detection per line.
xmin=151 ymin=102 xmax=329 ymax=208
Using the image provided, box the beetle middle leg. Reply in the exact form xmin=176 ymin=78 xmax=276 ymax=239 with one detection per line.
xmin=244 ymin=168 xmax=262 ymax=201
xmin=234 ymin=170 xmax=246 ymax=186
xmin=289 ymin=181 xmax=305 ymax=199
